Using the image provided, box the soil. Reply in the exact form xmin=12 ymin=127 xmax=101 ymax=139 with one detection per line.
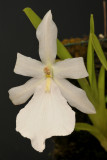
xmin=52 ymin=131 xmax=107 ymax=160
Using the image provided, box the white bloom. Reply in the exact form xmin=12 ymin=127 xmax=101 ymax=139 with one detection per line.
xmin=8 ymin=10 xmax=96 ymax=152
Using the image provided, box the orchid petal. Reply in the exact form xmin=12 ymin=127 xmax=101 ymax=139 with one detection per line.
xmin=8 ymin=78 xmax=43 ymax=105
xmin=55 ymin=78 xmax=96 ymax=114
xmin=16 ymin=80 xmax=75 ymax=152
xmin=14 ymin=53 xmax=44 ymax=78
xmin=53 ymin=57 xmax=88 ymax=79
xmin=36 ymin=10 xmax=57 ymax=64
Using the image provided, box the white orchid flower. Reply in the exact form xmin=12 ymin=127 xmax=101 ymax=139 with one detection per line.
xmin=8 ymin=10 xmax=96 ymax=152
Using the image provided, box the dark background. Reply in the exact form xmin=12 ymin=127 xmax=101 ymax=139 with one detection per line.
xmin=0 ymin=0 xmax=104 ymax=160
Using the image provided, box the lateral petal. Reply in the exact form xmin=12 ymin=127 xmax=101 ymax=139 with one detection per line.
xmin=14 ymin=53 xmax=44 ymax=78
xmin=53 ymin=57 xmax=88 ymax=79
xmin=55 ymin=78 xmax=96 ymax=114
xmin=16 ymin=80 xmax=75 ymax=152
xmin=8 ymin=78 xmax=43 ymax=105
xmin=36 ymin=10 xmax=57 ymax=64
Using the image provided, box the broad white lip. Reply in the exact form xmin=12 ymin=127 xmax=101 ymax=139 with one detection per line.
xmin=16 ymin=79 xmax=75 ymax=152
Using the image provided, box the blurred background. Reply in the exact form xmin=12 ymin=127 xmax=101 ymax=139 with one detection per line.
xmin=0 ymin=0 xmax=106 ymax=160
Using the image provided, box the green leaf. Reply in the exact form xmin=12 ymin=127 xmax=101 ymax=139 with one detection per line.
xmin=98 ymin=65 xmax=105 ymax=107
xmin=87 ymin=15 xmax=98 ymax=97
xmin=92 ymin=33 xmax=107 ymax=70
xmin=78 ymin=78 xmax=96 ymax=107
xmin=23 ymin=7 xmax=41 ymax=28
xmin=75 ymin=123 xmax=95 ymax=132
xmin=57 ymin=40 xmax=72 ymax=59
xmin=87 ymin=35 xmax=97 ymax=87
xmin=90 ymin=14 xmax=94 ymax=33
xmin=75 ymin=123 xmax=107 ymax=151
xmin=23 ymin=7 xmax=72 ymax=60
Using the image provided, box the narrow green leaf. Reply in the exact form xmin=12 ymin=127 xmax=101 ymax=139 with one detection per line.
xmin=78 ymin=78 xmax=96 ymax=107
xmin=23 ymin=7 xmax=41 ymax=28
xmin=87 ymin=35 xmax=96 ymax=85
xmin=75 ymin=123 xmax=95 ymax=131
xmin=23 ymin=7 xmax=72 ymax=60
xmin=75 ymin=123 xmax=107 ymax=151
xmin=98 ymin=65 xmax=105 ymax=106
xmin=87 ymin=14 xmax=94 ymax=84
xmin=92 ymin=33 xmax=107 ymax=70
xmin=87 ymin=15 xmax=98 ymax=97
xmin=57 ymin=40 xmax=72 ymax=59
xmin=87 ymin=36 xmax=93 ymax=85
xmin=90 ymin=14 xmax=94 ymax=33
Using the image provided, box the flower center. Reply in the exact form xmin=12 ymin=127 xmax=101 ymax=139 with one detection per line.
xmin=44 ymin=67 xmax=52 ymax=78
xmin=44 ymin=66 xmax=52 ymax=92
